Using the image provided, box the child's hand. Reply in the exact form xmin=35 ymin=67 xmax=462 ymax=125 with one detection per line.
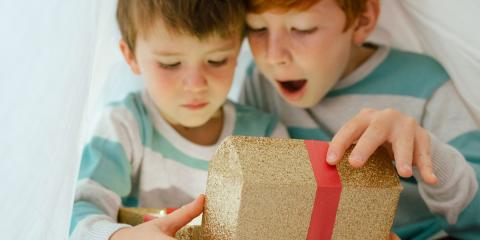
xmin=327 ymin=108 xmax=438 ymax=185
xmin=110 ymin=195 xmax=205 ymax=240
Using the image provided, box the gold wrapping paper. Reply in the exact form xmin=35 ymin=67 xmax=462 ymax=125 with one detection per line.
xmin=202 ymin=137 xmax=317 ymax=240
xmin=203 ymin=136 xmax=402 ymax=240
xmin=332 ymin=146 xmax=403 ymax=239
xmin=118 ymin=136 xmax=403 ymax=240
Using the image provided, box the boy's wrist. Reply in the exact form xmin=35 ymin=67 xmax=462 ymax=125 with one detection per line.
xmin=413 ymin=131 xmax=478 ymax=224
xmin=415 ymin=132 xmax=467 ymax=187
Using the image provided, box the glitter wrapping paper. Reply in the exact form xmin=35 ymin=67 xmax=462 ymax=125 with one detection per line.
xmin=202 ymin=136 xmax=403 ymax=240
xmin=117 ymin=136 xmax=402 ymax=240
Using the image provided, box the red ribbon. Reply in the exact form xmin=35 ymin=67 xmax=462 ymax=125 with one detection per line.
xmin=304 ymin=140 xmax=342 ymax=240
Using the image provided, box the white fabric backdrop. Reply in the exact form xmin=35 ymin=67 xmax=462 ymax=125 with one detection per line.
xmin=0 ymin=0 xmax=478 ymax=239
xmin=370 ymin=0 xmax=480 ymax=123
xmin=0 ymin=0 xmax=110 ymax=239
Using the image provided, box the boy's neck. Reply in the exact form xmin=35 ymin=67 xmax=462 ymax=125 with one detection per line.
xmin=170 ymin=109 xmax=225 ymax=146
xmin=342 ymin=44 xmax=378 ymax=79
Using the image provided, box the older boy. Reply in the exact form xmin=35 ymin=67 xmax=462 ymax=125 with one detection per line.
xmin=69 ymin=0 xmax=287 ymax=239
xmin=241 ymin=0 xmax=480 ymax=239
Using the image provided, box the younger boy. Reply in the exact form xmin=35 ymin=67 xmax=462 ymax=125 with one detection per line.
xmin=69 ymin=0 xmax=287 ymax=239
xmin=241 ymin=0 xmax=480 ymax=239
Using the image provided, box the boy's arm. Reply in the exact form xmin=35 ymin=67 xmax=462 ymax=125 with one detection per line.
xmin=70 ymin=107 xmax=143 ymax=240
xmin=418 ymin=81 xmax=480 ymax=238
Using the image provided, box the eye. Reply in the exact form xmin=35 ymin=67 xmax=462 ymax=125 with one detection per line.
xmin=291 ymin=27 xmax=318 ymax=35
xmin=158 ymin=62 xmax=180 ymax=69
xmin=246 ymin=25 xmax=267 ymax=33
xmin=208 ymin=58 xmax=228 ymax=67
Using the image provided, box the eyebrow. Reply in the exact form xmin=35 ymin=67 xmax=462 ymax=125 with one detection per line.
xmin=154 ymin=44 xmax=235 ymax=57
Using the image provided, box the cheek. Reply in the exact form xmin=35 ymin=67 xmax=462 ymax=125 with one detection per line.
xmin=207 ymin=66 xmax=234 ymax=95
xmin=144 ymin=68 xmax=179 ymax=94
xmin=302 ymin=32 xmax=351 ymax=69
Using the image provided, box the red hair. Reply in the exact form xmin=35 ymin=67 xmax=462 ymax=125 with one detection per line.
xmin=246 ymin=0 xmax=368 ymax=29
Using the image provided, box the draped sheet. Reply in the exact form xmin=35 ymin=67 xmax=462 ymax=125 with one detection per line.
xmin=0 ymin=0 xmax=478 ymax=239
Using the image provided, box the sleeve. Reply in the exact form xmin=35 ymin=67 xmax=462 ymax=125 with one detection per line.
xmin=69 ymin=106 xmax=143 ymax=240
xmin=416 ymin=80 xmax=480 ymax=238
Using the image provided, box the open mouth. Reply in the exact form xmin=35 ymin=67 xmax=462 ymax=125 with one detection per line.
xmin=277 ymin=79 xmax=307 ymax=94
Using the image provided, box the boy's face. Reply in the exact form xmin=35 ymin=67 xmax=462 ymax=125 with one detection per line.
xmin=122 ymin=21 xmax=242 ymax=127
xmin=246 ymin=0 xmax=368 ymax=108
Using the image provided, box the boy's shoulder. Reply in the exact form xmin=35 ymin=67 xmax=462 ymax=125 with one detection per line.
xmin=329 ymin=47 xmax=451 ymax=100
xmin=228 ymin=100 xmax=280 ymax=137
xmin=100 ymin=91 xmax=151 ymax=137
xmin=385 ymin=48 xmax=449 ymax=78
xmin=105 ymin=91 xmax=149 ymax=122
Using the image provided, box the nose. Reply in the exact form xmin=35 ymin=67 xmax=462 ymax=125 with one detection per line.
xmin=266 ymin=30 xmax=292 ymax=67
xmin=183 ymin=66 xmax=208 ymax=92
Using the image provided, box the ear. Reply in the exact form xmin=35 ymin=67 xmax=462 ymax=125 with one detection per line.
xmin=119 ymin=40 xmax=141 ymax=75
xmin=352 ymin=0 xmax=380 ymax=45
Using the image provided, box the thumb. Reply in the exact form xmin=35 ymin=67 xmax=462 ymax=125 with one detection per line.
xmin=155 ymin=194 xmax=205 ymax=236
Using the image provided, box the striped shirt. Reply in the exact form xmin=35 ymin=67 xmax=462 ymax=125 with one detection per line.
xmin=240 ymin=46 xmax=480 ymax=240
xmin=70 ymin=91 xmax=288 ymax=240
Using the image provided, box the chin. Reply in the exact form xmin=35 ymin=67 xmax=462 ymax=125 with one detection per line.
xmin=180 ymin=119 xmax=208 ymax=128
xmin=283 ymin=96 xmax=319 ymax=109
xmin=178 ymin=114 xmax=212 ymax=128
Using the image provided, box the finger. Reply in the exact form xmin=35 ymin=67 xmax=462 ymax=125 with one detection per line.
xmin=391 ymin=117 xmax=415 ymax=178
xmin=328 ymin=108 xmax=373 ymax=165
xmin=349 ymin=117 xmax=390 ymax=168
xmin=413 ymin=128 xmax=438 ymax=185
xmin=156 ymin=194 xmax=205 ymax=236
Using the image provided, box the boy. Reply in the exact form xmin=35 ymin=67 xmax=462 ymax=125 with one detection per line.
xmin=69 ymin=0 xmax=287 ymax=239
xmin=241 ymin=0 xmax=480 ymax=239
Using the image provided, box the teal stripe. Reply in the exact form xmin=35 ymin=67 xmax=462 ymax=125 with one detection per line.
xmin=79 ymin=137 xmax=131 ymax=196
xmin=287 ymin=127 xmax=332 ymax=141
xmin=233 ymin=103 xmax=279 ymax=137
xmin=448 ymin=130 xmax=480 ymax=165
xmin=70 ymin=201 xmax=105 ymax=235
xmin=328 ymin=49 xmax=449 ymax=99
xmin=110 ymin=92 xmax=283 ymax=172
xmin=145 ymin=103 xmax=280 ymax=171
xmin=246 ymin=61 xmax=255 ymax=79
xmin=447 ymin=191 xmax=480 ymax=239
xmin=150 ymin=131 xmax=209 ymax=171
xmin=122 ymin=197 xmax=139 ymax=207
xmin=446 ymin=130 xmax=480 ymax=239
xmin=111 ymin=92 xmax=153 ymax=145
xmin=394 ymin=218 xmax=442 ymax=240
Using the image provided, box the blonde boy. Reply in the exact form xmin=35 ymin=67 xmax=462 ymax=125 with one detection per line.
xmin=69 ymin=1 xmax=287 ymax=239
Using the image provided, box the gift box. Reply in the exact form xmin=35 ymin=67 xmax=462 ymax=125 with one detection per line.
xmin=118 ymin=136 xmax=403 ymax=240
xmin=202 ymin=136 xmax=403 ymax=240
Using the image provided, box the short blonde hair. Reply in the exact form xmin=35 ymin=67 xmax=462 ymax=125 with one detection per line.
xmin=245 ymin=0 xmax=367 ymax=30
xmin=117 ymin=0 xmax=246 ymax=51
